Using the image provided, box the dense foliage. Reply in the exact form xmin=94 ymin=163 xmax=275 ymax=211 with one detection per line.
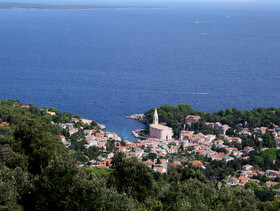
xmin=0 ymin=100 xmax=279 ymax=210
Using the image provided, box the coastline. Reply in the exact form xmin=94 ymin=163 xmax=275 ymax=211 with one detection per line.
xmin=0 ymin=3 xmax=167 ymax=10
xmin=125 ymin=114 xmax=146 ymax=123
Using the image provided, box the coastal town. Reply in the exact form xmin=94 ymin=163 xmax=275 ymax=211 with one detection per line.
xmin=1 ymin=100 xmax=280 ymax=208
xmin=43 ymin=107 xmax=280 ymax=194
xmin=1 ymin=103 xmax=279 ymax=194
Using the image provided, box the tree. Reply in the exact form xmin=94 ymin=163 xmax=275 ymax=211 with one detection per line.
xmin=254 ymin=156 xmax=264 ymax=166
xmin=148 ymin=152 xmax=157 ymax=160
xmin=13 ymin=114 xmax=67 ymax=174
xmin=168 ymin=165 xmax=208 ymax=184
xmin=106 ymin=139 xmax=115 ymax=152
xmin=108 ymin=152 xmax=157 ymax=203
xmin=263 ymin=133 xmax=275 ymax=148
xmin=254 ymin=187 xmax=276 ymax=202
xmin=0 ymin=164 xmax=30 ymax=210
xmin=160 ymin=178 xmax=217 ymax=210
xmin=34 ymin=155 xmax=135 ymax=210
xmin=217 ymin=187 xmax=260 ymax=210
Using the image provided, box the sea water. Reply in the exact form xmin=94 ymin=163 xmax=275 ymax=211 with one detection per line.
xmin=0 ymin=1 xmax=280 ymax=140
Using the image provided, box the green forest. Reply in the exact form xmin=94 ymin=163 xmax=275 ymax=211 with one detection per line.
xmin=0 ymin=100 xmax=279 ymax=210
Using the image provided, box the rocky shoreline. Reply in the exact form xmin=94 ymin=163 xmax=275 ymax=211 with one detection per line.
xmin=125 ymin=114 xmax=146 ymax=123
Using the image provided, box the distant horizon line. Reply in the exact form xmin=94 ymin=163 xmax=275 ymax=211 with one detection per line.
xmin=0 ymin=2 xmax=168 ymax=10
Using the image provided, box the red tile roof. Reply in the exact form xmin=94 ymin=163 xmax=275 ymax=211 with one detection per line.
xmin=192 ymin=160 xmax=204 ymax=167
xmin=153 ymin=166 xmax=165 ymax=173
xmin=186 ymin=115 xmax=201 ymax=120
xmin=0 ymin=122 xmax=10 ymax=127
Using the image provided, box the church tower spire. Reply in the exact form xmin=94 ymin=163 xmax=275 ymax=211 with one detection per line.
xmin=153 ymin=109 xmax=159 ymax=125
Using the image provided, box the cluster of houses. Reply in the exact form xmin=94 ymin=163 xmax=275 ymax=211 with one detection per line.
xmin=54 ymin=110 xmax=279 ymax=190
xmin=180 ymin=130 xmax=247 ymax=162
xmin=205 ymin=122 xmax=230 ymax=135
xmin=225 ymin=164 xmax=280 ymax=189
xmin=58 ymin=117 xmax=122 ymax=150
xmin=83 ymin=129 xmax=121 ymax=149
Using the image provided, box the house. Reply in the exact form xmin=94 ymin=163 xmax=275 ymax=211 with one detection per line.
xmin=231 ymin=137 xmax=242 ymax=144
xmin=238 ymin=176 xmax=249 ymax=183
xmin=81 ymin=118 xmax=93 ymax=125
xmin=169 ymin=160 xmax=181 ymax=167
xmin=250 ymin=179 xmax=260 ymax=184
xmin=236 ymin=123 xmax=243 ymax=130
xmin=274 ymin=188 xmax=280 ymax=195
xmin=47 ymin=111 xmax=56 ymax=116
xmin=210 ymin=153 xmax=225 ymax=161
xmin=239 ymin=129 xmax=251 ymax=136
xmin=180 ymin=130 xmax=194 ymax=141
xmin=69 ymin=128 xmax=78 ymax=135
xmin=221 ymin=125 xmax=230 ymax=135
xmin=205 ymin=122 xmax=215 ymax=127
xmin=214 ymin=139 xmax=224 ymax=147
xmin=215 ymin=122 xmax=223 ymax=128
xmin=258 ymin=171 xmax=265 ymax=176
xmin=275 ymin=125 xmax=280 ymax=131
xmin=21 ymin=105 xmax=30 ymax=108
xmin=97 ymin=163 xmax=107 ymax=168
xmin=266 ymin=181 xmax=279 ymax=187
xmin=153 ymin=166 xmax=167 ymax=173
xmin=71 ymin=118 xmax=80 ymax=123
xmin=185 ymin=115 xmax=201 ymax=124
xmin=192 ymin=160 xmax=206 ymax=169
xmin=247 ymin=172 xmax=257 ymax=177
xmin=85 ymin=134 xmax=96 ymax=142
xmin=258 ymin=137 xmax=264 ymax=142
xmin=244 ymin=146 xmax=255 ymax=154
xmin=238 ymin=183 xmax=246 ymax=188
xmin=84 ymin=129 xmax=95 ymax=136
xmin=205 ymin=134 xmax=216 ymax=142
xmin=226 ymin=177 xmax=239 ymax=186
xmin=223 ymin=155 xmax=234 ymax=162
xmin=225 ymin=137 xmax=234 ymax=143
xmin=107 ymin=152 xmax=114 ymax=159
xmin=266 ymin=170 xmax=280 ymax=178
xmin=260 ymin=127 xmax=268 ymax=134
xmin=85 ymin=141 xmax=98 ymax=148
xmin=225 ymin=147 xmax=237 ymax=154
xmin=0 ymin=122 xmax=10 ymax=127
xmin=117 ymin=146 xmax=128 ymax=153
xmin=59 ymin=135 xmax=70 ymax=147
xmin=195 ymin=133 xmax=205 ymax=140
xmin=193 ymin=149 xmax=206 ymax=156
xmin=274 ymin=137 xmax=280 ymax=146
xmin=205 ymin=150 xmax=217 ymax=158
xmin=143 ymin=159 xmax=154 ymax=167
xmin=232 ymin=150 xmax=243 ymax=157
xmin=159 ymin=159 xmax=169 ymax=164
xmin=168 ymin=145 xmax=181 ymax=154
xmin=59 ymin=123 xmax=74 ymax=131
xmin=242 ymin=164 xmax=254 ymax=171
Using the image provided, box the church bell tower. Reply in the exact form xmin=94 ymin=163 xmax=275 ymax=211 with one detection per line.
xmin=153 ymin=109 xmax=159 ymax=125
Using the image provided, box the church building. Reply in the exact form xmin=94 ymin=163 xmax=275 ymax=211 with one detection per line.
xmin=149 ymin=109 xmax=174 ymax=140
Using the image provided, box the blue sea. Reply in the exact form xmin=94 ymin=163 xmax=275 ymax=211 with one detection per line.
xmin=0 ymin=0 xmax=280 ymax=140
